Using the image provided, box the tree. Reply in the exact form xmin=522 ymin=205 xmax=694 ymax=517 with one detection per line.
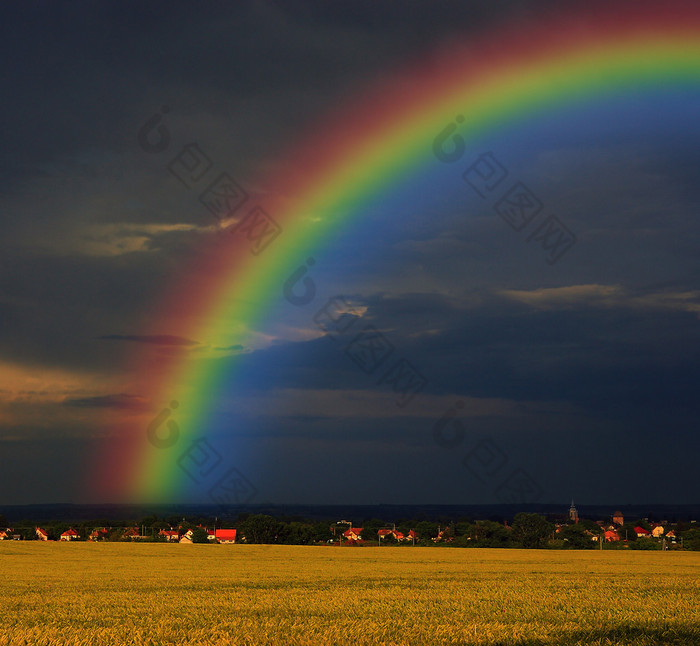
xmin=680 ymin=528 xmax=700 ymax=551
xmin=577 ymin=519 xmax=600 ymax=533
xmin=108 ymin=527 xmax=125 ymax=542
xmin=559 ymin=523 xmax=595 ymax=549
xmin=152 ymin=520 xmax=171 ymax=532
xmin=311 ymin=522 xmax=332 ymax=543
xmin=361 ymin=519 xmax=387 ymax=541
xmin=237 ymin=514 xmax=280 ymax=544
xmin=619 ymin=522 xmax=638 ymax=542
xmin=415 ymin=521 xmax=439 ymax=543
xmin=511 ymin=513 xmax=553 ymax=549
xmin=471 ymin=520 xmax=512 ymax=547
xmin=279 ymin=522 xmax=315 ymax=545
xmin=50 ymin=523 xmax=69 ymax=541
xmin=454 ymin=521 xmax=474 ymax=538
xmin=191 ymin=528 xmax=210 ymax=544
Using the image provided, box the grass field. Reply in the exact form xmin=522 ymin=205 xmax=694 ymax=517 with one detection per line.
xmin=1 ymin=543 xmax=698 ymax=645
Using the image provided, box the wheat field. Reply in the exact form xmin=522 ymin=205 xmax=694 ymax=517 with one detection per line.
xmin=1 ymin=543 xmax=698 ymax=645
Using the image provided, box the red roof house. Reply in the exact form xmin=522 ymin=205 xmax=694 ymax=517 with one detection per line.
xmin=214 ymin=529 xmax=237 ymax=544
xmin=377 ymin=529 xmax=406 ymax=542
xmin=89 ymin=528 xmax=109 ymax=541
xmin=159 ymin=529 xmax=180 ymax=542
xmin=343 ymin=527 xmax=363 ymax=542
xmin=35 ymin=527 xmax=49 ymax=541
xmin=634 ymin=526 xmax=651 ymax=538
xmin=604 ymin=529 xmax=620 ymax=542
xmin=59 ymin=528 xmax=80 ymax=541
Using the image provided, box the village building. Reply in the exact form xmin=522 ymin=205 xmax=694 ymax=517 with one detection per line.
xmin=634 ymin=526 xmax=651 ymax=538
xmin=89 ymin=528 xmax=109 ymax=541
xmin=121 ymin=527 xmax=143 ymax=540
xmin=569 ymin=500 xmax=579 ymax=524
xmin=612 ymin=511 xmax=624 ymax=525
xmin=604 ymin=529 xmax=620 ymax=542
xmin=378 ymin=529 xmax=405 ymax=542
xmin=159 ymin=529 xmax=180 ymax=542
xmin=433 ymin=527 xmax=453 ymax=543
xmin=35 ymin=527 xmax=49 ymax=541
xmin=343 ymin=527 xmax=363 ymax=542
xmin=59 ymin=528 xmax=80 ymax=541
xmin=213 ymin=529 xmax=237 ymax=544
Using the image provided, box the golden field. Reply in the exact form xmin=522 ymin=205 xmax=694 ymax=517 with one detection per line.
xmin=1 ymin=543 xmax=698 ymax=645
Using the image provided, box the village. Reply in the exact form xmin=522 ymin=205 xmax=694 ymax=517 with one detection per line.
xmin=2 ymin=502 xmax=698 ymax=549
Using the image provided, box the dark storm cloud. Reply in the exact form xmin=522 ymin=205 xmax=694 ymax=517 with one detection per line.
xmin=219 ymin=286 xmax=700 ymax=429
xmin=98 ymin=334 xmax=199 ymax=346
xmin=63 ymin=393 xmax=150 ymax=410
xmin=1 ymin=0 xmax=699 ymax=505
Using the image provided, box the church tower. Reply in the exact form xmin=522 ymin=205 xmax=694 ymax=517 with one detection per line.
xmin=569 ymin=500 xmax=579 ymax=523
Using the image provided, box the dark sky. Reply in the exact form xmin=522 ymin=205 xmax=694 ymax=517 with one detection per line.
xmin=1 ymin=0 xmax=699 ymax=508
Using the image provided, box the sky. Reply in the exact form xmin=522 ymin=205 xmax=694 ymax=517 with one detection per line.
xmin=1 ymin=0 xmax=699 ymax=508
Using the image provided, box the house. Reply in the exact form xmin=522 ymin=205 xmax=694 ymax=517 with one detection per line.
xmin=604 ymin=529 xmax=620 ymax=542
xmin=214 ymin=529 xmax=237 ymax=544
xmin=0 ymin=529 xmax=9 ymax=540
xmin=343 ymin=527 xmax=363 ymax=542
xmin=377 ymin=529 xmax=404 ymax=542
xmin=89 ymin=528 xmax=109 ymax=541
xmin=122 ymin=527 xmax=142 ymax=540
xmin=612 ymin=511 xmax=624 ymax=526
xmin=59 ymin=528 xmax=80 ymax=541
xmin=407 ymin=530 xmax=418 ymax=542
xmin=35 ymin=527 xmax=49 ymax=541
xmin=634 ymin=526 xmax=651 ymax=538
xmin=159 ymin=529 xmax=180 ymax=542
xmin=651 ymin=525 xmax=665 ymax=538
xmin=179 ymin=529 xmax=194 ymax=544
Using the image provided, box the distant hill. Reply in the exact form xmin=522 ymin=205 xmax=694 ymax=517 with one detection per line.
xmin=2 ymin=502 xmax=699 ymax=523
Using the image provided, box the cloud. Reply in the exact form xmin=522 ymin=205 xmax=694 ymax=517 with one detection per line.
xmin=499 ymin=284 xmax=624 ymax=307
xmin=62 ymin=393 xmax=150 ymax=411
xmin=214 ymin=386 xmax=577 ymax=422
xmin=98 ymin=334 xmax=199 ymax=346
xmin=498 ymin=284 xmax=700 ymax=316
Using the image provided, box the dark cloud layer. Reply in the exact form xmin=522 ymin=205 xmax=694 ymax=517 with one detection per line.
xmin=98 ymin=334 xmax=199 ymax=346
xmin=1 ymin=0 xmax=699 ymax=506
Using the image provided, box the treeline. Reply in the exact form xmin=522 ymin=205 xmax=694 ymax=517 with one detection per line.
xmin=5 ymin=511 xmax=700 ymax=550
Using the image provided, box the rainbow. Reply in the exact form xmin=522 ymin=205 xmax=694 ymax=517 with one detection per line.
xmin=95 ymin=1 xmax=700 ymax=503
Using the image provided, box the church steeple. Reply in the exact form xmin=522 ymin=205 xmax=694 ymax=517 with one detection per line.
xmin=569 ymin=499 xmax=579 ymax=523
